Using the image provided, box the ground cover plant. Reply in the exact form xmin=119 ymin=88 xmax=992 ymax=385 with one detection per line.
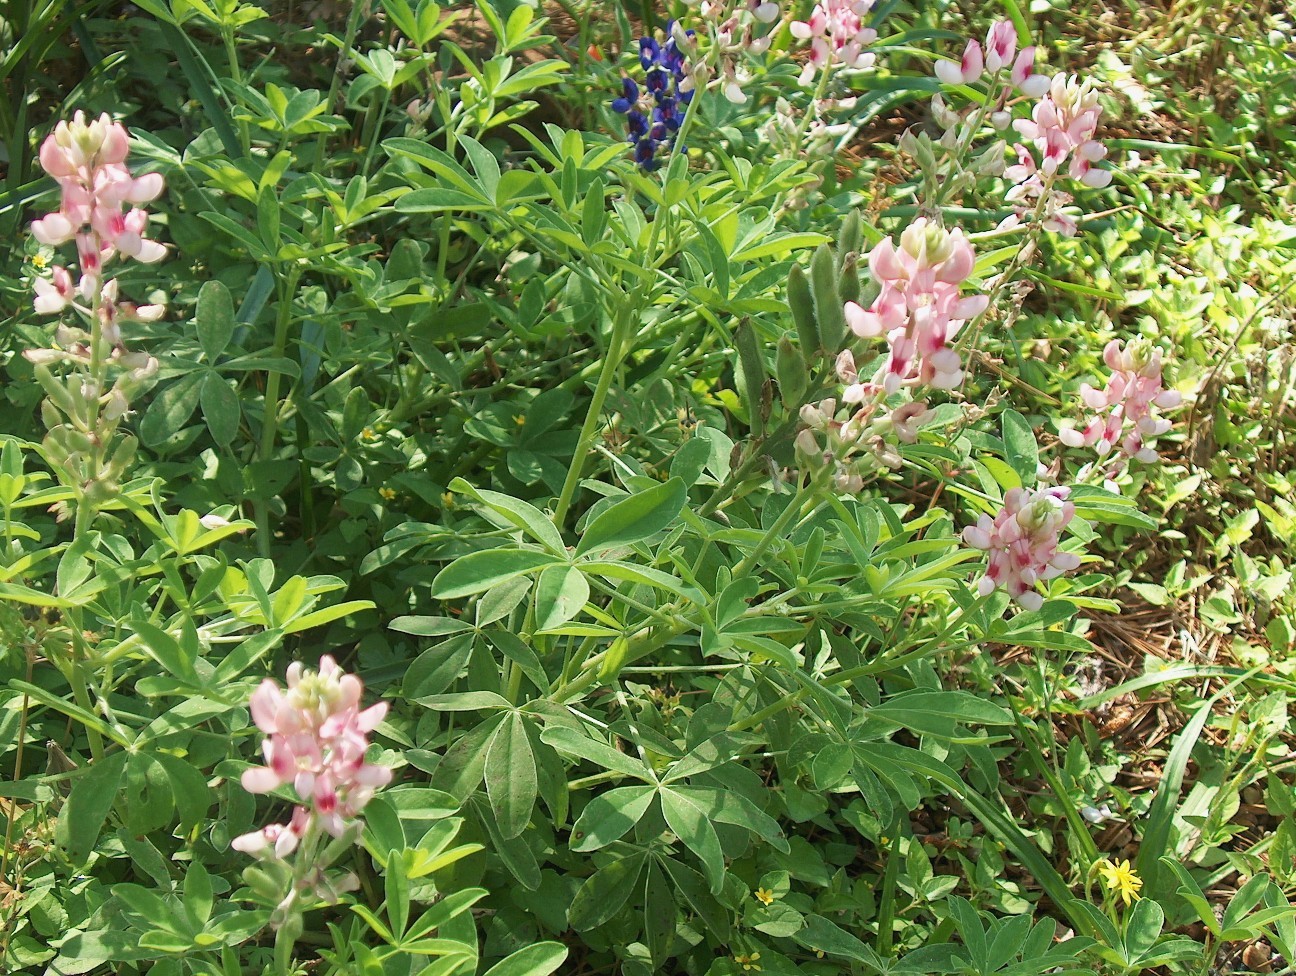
xmin=1 ymin=0 xmax=1295 ymax=974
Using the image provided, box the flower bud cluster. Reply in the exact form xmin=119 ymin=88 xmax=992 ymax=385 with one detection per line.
xmin=611 ymin=26 xmax=696 ymax=171
xmin=234 ymin=655 xmax=392 ymax=855
xmin=962 ymin=485 xmax=1081 ymax=610
xmin=844 ymin=218 xmax=988 ymax=394
xmin=794 ymin=351 xmax=934 ymax=488
xmin=789 ymin=0 xmax=876 ymax=86
xmin=759 ymin=99 xmax=851 ymax=210
xmin=1059 ymin=339 xmax=1181 ymax=469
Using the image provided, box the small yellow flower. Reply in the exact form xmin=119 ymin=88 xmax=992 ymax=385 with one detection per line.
xmin=734 ymin=952 xmax=762 ymax=972
xmin=754 ymin=887 xmax=775 ymax=906
xmin=32 ymin=254 xmax=48 ymax=269
xmin=361 ymin=427 xmax=378 ymax=442
xmin=441 ymin=491 xmax=455 ymax=509
xmin=1094 ymin=858 xmax=1142 ymax=906
xmin=378 ymin=487 xmax=397 ymax=501
xmin=514 ymin=414 xmax=527 ymax=426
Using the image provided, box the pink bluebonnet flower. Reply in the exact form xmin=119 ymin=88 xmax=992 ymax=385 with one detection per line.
xmin=1058 ymin=339 xmax=1181 ymax=464
xmin=1011 ymin=73 xmax=1109 ymax=186
xmin=843 ymin=218 xmax=988 ymax=394
xmin=962 ymin=486 xmax=1082 ymax=611
xmin=1002 ymin=73 xmax=1111 ymax=235
xmin=234 ymin=655 xmax=391 ymax=852
xmin=30 ymin=112 xmax=167 ymax=339
xmin=789 ymin=0 xmax=876 ymax=85
xmin=31 ymin=112 xmax=165 ymax=285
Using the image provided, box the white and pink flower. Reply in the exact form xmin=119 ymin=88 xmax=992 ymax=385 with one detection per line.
xmin=843 ymin=218 xmax=988 ymax=395
xmin=963 ymin=485 xmax=1082 ymax=611
xmin=789 ymin=0 xmax=876 ymax=85
xmin=235 ymin=656 xmax=392 ymax=853
xmin=1059 ymin=339 xmax=1181 ymax=464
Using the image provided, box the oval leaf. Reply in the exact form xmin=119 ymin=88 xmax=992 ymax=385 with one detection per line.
xmin=576 ymin=478 xmax=688 ymax=556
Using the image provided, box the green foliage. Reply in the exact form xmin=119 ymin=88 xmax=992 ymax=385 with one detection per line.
xmin=1 ymin=0 xmax=1295 ymax=975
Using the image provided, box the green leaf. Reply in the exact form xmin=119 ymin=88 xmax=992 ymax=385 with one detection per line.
xmin=797 ymin=914 xmax=876 ymax=963
xmin=580 ymin=561 xmax=706 ymax=604
xmin=643 ymin=861 xmax=676 ymax=967
xmin=486 ymin=713 xmax=537 ymax=840
xmin=1124 ymin=898 xmax=1165 ymax=961
xmin=401 ymin=888 xmax=488 ymax=944
xmin=568 ymin=852 xmax=647 ymax=931
xmin=198 ymin=211 xmax=271 ymax=258
xmin=396 ymin=188 xmax=493 ymax=213
xmin=534 ymin=565 xmax=589 ymax=631
xmin=201 ymin=372 xmax=241 ymax=447
xmin=480 ymin=942 xmax=568 ymax=976
xmin=430 ymin=549 xmax=562 ymax=599
xmin=731 ymin=232 xmax=828 ymax=263
xmin=385 ymin=849 xmax=410 ymax=939
xmin=576 ymin=478 xmax=688 ymax=556
xmin=195 ymin=281 xmax=235 ymax=360
xmin=448 ymin=479 xmax=566 ymax=553
xmin=869 ymin=689 xmax=1014 ymax=735
xmin=57 ymin=751 xmax=129 ymax=866
xmin=660 ymin=787 xmax=725 ymax=893
xmin=141 ymin=374 xmax=204 ymax=446
xmin=570 ymin=785 xmax=655 ymax=852
xmin=182 ymin=861 xmax=214 ymax=928
xmin=1000 ymin=409 xmax=1039 ymax=486
xmin=541 ymin=726 xmax=654 ymax=781
xmin=1068 ymin=486 xmax=1160 ymax=531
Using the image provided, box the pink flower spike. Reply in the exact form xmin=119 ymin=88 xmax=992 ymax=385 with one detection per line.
xmin=235 ymin=656 xmax=391 ymax=858
xmin=964 ymin=485 xmax=1079 ymax=609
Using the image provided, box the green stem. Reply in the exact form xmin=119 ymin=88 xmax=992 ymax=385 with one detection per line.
xmin=221 ymin=27 xmax=252 ymax=155
xmin=66 ymin=648 xmax=104 ymax=761
xmin=730 ymin=474 xmax=821 ymax=580
xmin=553 ymin=298 xmax=634 ymax=525
xmin=255 ymin=267 xmax=303 ymax=556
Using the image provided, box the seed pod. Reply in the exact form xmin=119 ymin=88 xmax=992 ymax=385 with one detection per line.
xmin=776 ymin=335 xmax=808 ymax=410
xmin=810 ymin=244 xmax=847 ymax=353
xmin=33 ymin=364 xmax=82 ymax=423
xmin=837 ymin=210 xmax=862 ymax=271
xmin=839 ymin=249 xmax=861 ymax=305
xmin=788 ymin=264 xmax=819 ymax=357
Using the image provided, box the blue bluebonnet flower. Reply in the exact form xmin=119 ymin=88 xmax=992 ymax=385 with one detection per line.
xmin=611 ymin=23 xmax=696 ymax=172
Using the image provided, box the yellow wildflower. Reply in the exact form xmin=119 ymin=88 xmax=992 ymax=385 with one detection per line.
xmin=734 ymin=952 xmax=761 ymax=972
xmin=1094 ymin=858 xmax=1142 ymax=906
xmin=754 ymin=887 xmax=775 ymax=906
xmin=378 ymin=487 xmax=397 ymax=501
